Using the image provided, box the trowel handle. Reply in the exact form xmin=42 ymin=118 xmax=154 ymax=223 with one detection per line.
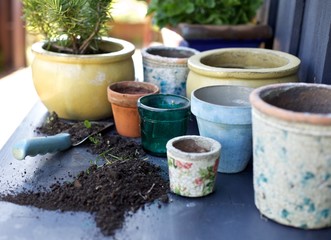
xmin=12 ymin=133 xmax=72 ymax=160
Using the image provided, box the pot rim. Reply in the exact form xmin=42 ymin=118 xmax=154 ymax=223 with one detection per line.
xmin=31 ymin=37 xmax=135 ymax=63
xmin=107 ymin=81 xmax=160 ymax=107
xmin=250 ymin=82 xmax=331 ymax=125
xmin=188 ymin=48 xmax=301 ymax=79
xmin=166 ymin=135 xmax=221 ymax=159
xmin=191 ymin=85 xmax=252 ymax=125
xmin=137 ymin=94 xmax=191 ymax=112
xmin=192 ymin=85 xmax=253 ymax=109
xmin=141 ymin=45 xmax=199 ymax=64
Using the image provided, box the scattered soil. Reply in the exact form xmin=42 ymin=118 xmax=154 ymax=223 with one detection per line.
xmin=173 ymin=139 xmax=209 ymax=153
xmin=34 ymin=112 xmax=110 ymax=145
xmin=1 ymin=112 xmax=170 ymax=236
xmin=114 ymin=86 xmax=154 ymax=94
xmin=35 ymin=112 xmax=146 ymax=162
xmin=2 ymin=159 xmax=169 ymax=236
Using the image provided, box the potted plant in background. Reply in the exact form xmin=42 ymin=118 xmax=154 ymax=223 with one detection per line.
xmin=146 ymin=0 xmax=272 ymax=51
xmin=22 ymin=0 xmax=135 ymax=120
xmin=109 ymin=0 xmax=153 ymax=48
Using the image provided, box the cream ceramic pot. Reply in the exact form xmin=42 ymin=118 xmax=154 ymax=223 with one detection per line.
xmin=186 ymin=48 xmax=300 ymax=98
xmin=31 ymin=37 xmax=135 ymax=120
xmin=250 ymin=83 xmax=331 ymax=229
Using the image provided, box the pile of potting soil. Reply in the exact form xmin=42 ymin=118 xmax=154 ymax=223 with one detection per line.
xmin=1 ymin=112 xmax=170 ymax=236
xmin=1 ymin=158 xmax=169 ymax=236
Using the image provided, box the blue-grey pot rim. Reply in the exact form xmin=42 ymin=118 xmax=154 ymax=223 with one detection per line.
xmin=191 ymin=85 xmax=252 ymax=125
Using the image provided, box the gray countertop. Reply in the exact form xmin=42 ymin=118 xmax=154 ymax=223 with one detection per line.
xmin=0 ymin=101 xmax=330 ymax=240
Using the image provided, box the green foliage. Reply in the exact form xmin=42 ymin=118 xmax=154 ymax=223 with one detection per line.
xmin=88 ymin=136 xmax=100 ymax=145
xmin=147 ymin=0 xmax=264 ymax=29
xmin=83 ymin=120 xmax=92 ymax=128
xmin=22 ymin=0 xmax=113 ymax=54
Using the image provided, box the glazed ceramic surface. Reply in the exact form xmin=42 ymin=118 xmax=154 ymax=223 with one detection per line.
xmin=186 ymin=48 xmax=300 ymax=99
xmin=166 ymin=135 xmax=221 ymax=197
xmin=137 ymin=94 xmax=191 ymax=157
xmin=142 ymin=46 xmax=199 ymax=97
xmin=191 ymin=85 xmax=253 ymax=173
xmin=107 ymin=81 xmax=159 ymax=138
xmin=161 ymin=25 xmax=273 ymax=51
xmin=31 ymin=37 xmax=135 ymax=120
xmin=250 ymin=83 xmax=331 ymax=229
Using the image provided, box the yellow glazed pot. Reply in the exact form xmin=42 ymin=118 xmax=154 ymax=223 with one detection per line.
xmin=186 ymin=48 xmax=301 ymax=98
xmin=31 ymin=37 xmax=135 ymax=120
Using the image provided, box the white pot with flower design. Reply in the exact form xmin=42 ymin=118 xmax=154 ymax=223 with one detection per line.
xmin=166 ymin=135 xmax=221 ymax=197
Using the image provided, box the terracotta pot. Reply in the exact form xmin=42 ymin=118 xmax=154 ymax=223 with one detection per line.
xmin=31 ymin=37 xmax=135 ymax=120
xmin=186 ymin=48 xmax=300 ymax=99
xmin=110 ymin=21 xmax=147 ymax=47
xmin=141 ymin=46 xmax=199 ymax=96
xmin=250 ymin=83 xmax=331 ymax=229
xmin=191 ymin=85 xmax=253 ymax=173
xmin=107 ymin=81 xmax=159 ymax=138
xmin=166 ymin=135 xmax=221 ymax=197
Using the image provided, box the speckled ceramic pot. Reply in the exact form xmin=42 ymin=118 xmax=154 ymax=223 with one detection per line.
xmin=166 ymin=135 xmax=221 ymax=197
xmin=141 ymin=46 xmax=199 ymax=96
xmin=186 ymin=48 xmax=300 ymax=99
xmin=250 ymin=83 xmax=331 ymax=229
xmin=191 ymin=85 xmax=253 ymax=173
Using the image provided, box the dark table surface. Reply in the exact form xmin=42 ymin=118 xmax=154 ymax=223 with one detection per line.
xmin=0 ymin=101 xmax=330 ymax=240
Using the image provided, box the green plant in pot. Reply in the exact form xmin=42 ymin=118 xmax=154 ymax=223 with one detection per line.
xmin=23 ymin=0 xmax=135 ymax=120
xmin=146 ymin=0 xmax=272 ymax=51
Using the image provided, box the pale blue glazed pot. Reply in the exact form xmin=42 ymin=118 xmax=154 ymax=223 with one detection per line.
xmin=191 ymin=85 xmax=253 ymax=173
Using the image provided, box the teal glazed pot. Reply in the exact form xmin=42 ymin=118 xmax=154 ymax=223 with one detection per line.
xmin=137 ymin=94 xmax=191 ymax=156
xmin=191 ymin=85 xmax=253 ymax=173
xmin=250 ymin=83 xmax=331 ymax=229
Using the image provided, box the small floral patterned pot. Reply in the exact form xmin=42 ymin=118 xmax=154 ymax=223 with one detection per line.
xmin=166 ymin=135 xmax=221 ymax=197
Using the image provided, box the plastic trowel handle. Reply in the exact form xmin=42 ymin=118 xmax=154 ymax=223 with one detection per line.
xmin=12 ymin=133 xmax=72 ymax=160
